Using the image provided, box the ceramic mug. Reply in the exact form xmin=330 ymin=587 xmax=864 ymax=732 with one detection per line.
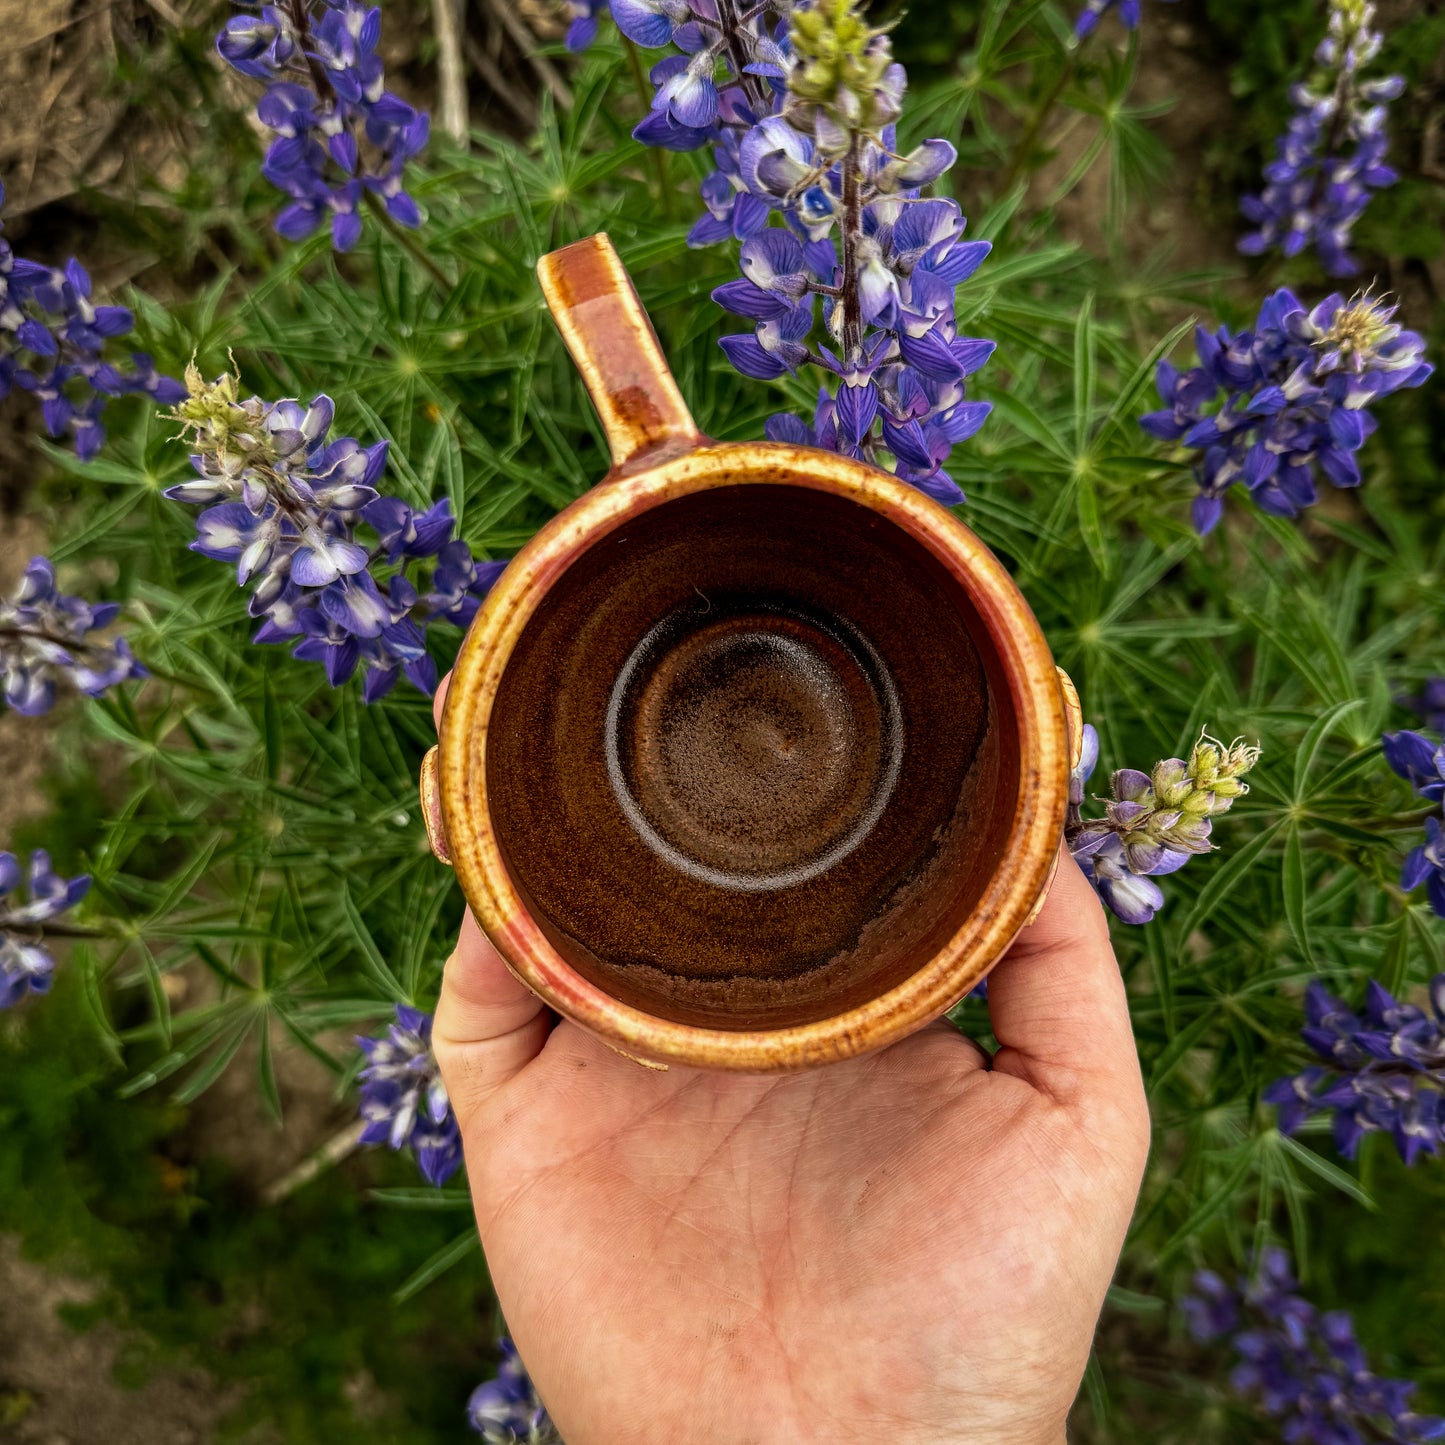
xmin=419 ymin=232 xmax=1081 ymax=1072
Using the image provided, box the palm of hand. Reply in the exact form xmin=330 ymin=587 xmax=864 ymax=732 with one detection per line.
xmin=437 ymin=862 xmax=1149 ymax=1445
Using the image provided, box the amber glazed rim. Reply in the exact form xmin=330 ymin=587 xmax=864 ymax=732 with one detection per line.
xmin=439 ymin=440 xmax=1069 ymax=1071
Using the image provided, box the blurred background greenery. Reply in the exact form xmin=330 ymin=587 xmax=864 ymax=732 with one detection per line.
xmin=1 ymin=0 xmax=1443 ymax=1439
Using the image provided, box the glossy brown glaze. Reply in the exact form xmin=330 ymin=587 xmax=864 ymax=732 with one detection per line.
xmin=486 ymin=483 xmax=1003 ymax=1031
xmin=431 ymin=233 xmax=1072 ymax=1071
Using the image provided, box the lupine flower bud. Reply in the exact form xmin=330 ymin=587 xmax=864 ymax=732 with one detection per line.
xmin=215 ymin=0 xmax=429 ymax=251
xmin=785 ymin=0 xmax=901 ymax=144
xmin=467 ymin=1338 xmax=559 ymax=1442
xmin=1239 ymin=0 xmax=1403 ymax=276
xmin=1073 ymin=0 xmax=1177 ymax=39
xmin=1 ymin=182 xmax=183 ymax=458
xmin=1384 ymin=726 xmax=1445 ymax=918
xmin=594 ymin=0 xmax=993 ymax=507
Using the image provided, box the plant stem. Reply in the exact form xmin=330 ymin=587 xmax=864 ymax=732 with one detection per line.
xmin=362 ymin=191 xmax=455 ymax=290
xmin=624 ymin=39 xmax=675 ymax=220
xmin=1001 ymin=43 xmax=1081 ymax=195
xmin=433 ymin=0 xmax=470 ymax=145
xmin=285 ymin=0 xmax=338 ymax=106
xmin=839 ymin=131 xmax=865 ymax=368
xmin=3 ymin=922 xmax=112 ymax=940
xmin=261 ymin=1120 xmax=368 ymax=1205
xmin=715 ymin=0 xmax=770 ymax=116
xmin=477 ymin=0 xmax=574 ymax=111
xmin=1354 ymin=807 xmax=1442 ymax=831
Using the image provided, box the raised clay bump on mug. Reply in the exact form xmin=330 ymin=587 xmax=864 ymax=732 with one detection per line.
xmin=424 ymin=232 xmax=1073 ymax=1072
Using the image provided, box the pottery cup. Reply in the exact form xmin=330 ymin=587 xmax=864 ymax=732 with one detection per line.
xmin=419 ymin=232 xmax=1081 ymax=1071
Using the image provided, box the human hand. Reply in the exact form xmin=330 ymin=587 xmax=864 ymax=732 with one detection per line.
xmin=433 ymin=688 xmax=1151 ymax=1445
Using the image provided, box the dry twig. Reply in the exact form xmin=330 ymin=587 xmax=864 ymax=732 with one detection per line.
xmin=463 ymin=33 xmax=540 ymax=130
xmin=432 ymin=0 xmax=469 ymax=144
xmin=475 ymin=0 xmax=573 ymax=111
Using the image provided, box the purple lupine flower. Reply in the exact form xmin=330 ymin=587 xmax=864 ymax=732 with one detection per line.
xmin=1066 ymin=723 xmax=1260 ymax=924
xmin=1240 ymin=0 xmax=1403 ymax=277
xmin=1142 ymin=289 xmax=1431 ymax=533
xmin=605 ymin=0 xmax=993 ymax=507
xmin=1183 ymin=1247 xmax=1445 ymax=1443
xmin=163 ymin=363 xmax=505 ymax=700
xmin=216 ymin=1 xmax=429 ymax=251
xmin=357 ymin=1004 xmax=463 ymax=1186
xmin=0 ymin=851 xmax=90 ymax=1008
xmin=564 ymin=0 xmax=609 ymax=51
xmin=1 ymin=182 xmax=183 ymax=458
xmin=1264 ymin=976 xmax=1445 ymax=1164
xmin=1384 ymin=729 xmax=1445 ymax=804
xmin=1072 ymin=0 xmax=1178 ymax=39
xmin=1383 ymin=727 xmax=1445 ymax=919
xmin=1 ymin=556 xmax=148 ymax=716
xmin=467 ymin=1338 xmax=560 ymax=1443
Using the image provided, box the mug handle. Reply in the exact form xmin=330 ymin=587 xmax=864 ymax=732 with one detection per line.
xmin=535 ymin=233 xmax=705 ymax=476
xmin=420 ymin=233 xmax=702 ymax=864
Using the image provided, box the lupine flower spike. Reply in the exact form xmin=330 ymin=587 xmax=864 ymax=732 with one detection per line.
xmin=1 ymin=556 xmax=148 ymax=716
xmin=356 ymin=1004 xmax=463 ymax=1186
xmin=164 ymin=361 xmax=504 ymax=700
xmin=0 ymin=851 xmax=90 ymax=1009
xmin=1265 ymin=975 xmax=1445 ymax=1164
xmin=215 ymin=0 xmax=430 ymax=251
xmin=467 ymin=1338 xmax=560 ymax=1443
xmin=606 ymin=0 xmax=994 ymax=505
xmin=1067 ymin=725 xmax=1260 ymax=924
xmin=1183 ymin=1248 xmax=1445 ymax=1444
xmin=1072 ymin=0 xmax=1178 ymax=41
xmin=1240 ymin=0 xmax=1404 ymax=276
xmin=1 ymin=181 xmax=184 ymax=457
xmin=1143 ymin=289 xmax=1430 ymax=533
xmin=1383 ymin=726 xmax=1445 ymax=919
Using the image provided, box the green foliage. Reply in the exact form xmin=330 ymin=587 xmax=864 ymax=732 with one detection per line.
xmin=0 ymin=968 xmax=492 ymax=1442
xmin=3 ymin=2 xmax=1443 ymax=1439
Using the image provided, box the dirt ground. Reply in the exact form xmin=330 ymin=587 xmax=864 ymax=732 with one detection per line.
xmin=0 ymin=1241 xmax=245 ymax=1445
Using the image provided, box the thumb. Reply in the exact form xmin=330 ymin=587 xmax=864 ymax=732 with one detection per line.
xmin=433 ymin=909 xmax=552 ymax=1132
xmin=428 ymin=670 xmax=551 ymax=1128
xmin=985 ymin=853 xmax=1146 ymax=1115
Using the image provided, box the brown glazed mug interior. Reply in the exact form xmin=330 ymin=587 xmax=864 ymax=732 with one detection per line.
xmin=485 ymin=479 xmax=1009 ymax=1032
xmin=433 ymin=234 xmax=1070 ymax=1071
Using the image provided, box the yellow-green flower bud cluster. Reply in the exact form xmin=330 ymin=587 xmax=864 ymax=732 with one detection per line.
xmin=785 ymin=0 xmax=902 ymax=145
